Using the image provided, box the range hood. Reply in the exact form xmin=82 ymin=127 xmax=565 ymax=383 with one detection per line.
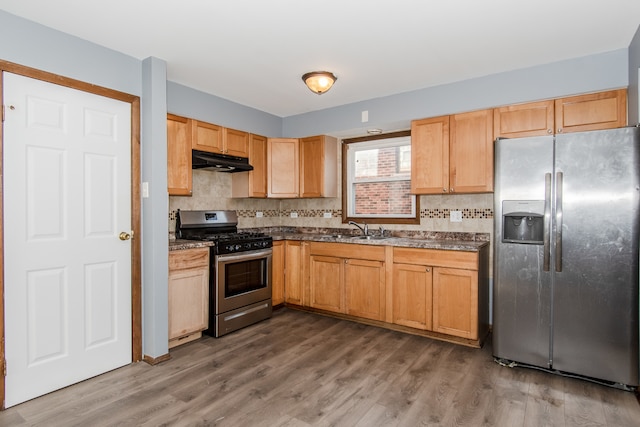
xmin=192 ymin=149 xmax=253 ymax=173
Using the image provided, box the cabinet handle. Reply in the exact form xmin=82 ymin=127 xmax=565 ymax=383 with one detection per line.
xmin=450 ymin=187 xmax=454 ymax=193
xmin=426 ymin=267 xmax=431 ymax=272
xmin=442 ymin=188 xmax=447 ymax=193
xmin=547 ymin=129 xmax=552 ymax=134
xmin=557 ymin=128 xmax=563 ymax=133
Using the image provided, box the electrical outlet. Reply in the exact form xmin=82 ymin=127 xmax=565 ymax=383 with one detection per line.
xmin=450 ymin=210 xmax=463 ymax=222
xmin=323 ymin=212 xmax=332 ymax=218
xmin=255 ymin=211 xmax=263 ymax=218
xmin=290 ymin=212 xmax=298 ymax=218
xmin=141 ymin=182 xmax=149 ymax=198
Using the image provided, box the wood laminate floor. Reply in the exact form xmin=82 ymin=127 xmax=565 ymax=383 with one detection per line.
xmin=1 ymin=308 xmax=639 ymax=426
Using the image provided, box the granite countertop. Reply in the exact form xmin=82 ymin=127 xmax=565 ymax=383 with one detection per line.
xmin=268 ymin=232 xmax=488 ymax=251
xmin=170 ymin=228 xmax=489 ymax=252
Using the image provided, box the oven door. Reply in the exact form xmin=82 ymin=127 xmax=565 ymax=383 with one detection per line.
xmin=214 ymin=248 xmax=272 ymax=314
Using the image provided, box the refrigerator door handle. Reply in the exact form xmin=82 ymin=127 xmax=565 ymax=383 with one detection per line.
xmin=543 ymin=173 xmax=552 ymax=271
xmin=555 ymin=171 xmax=563 ymax=272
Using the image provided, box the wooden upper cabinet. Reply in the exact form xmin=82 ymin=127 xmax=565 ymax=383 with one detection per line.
xmin=248 ymin=134 xmax=267 ymax=197
xmin=449 ymin=109 xmax=494 ymax=193
xmin=268 ymin=138 xmax=300 ymax=198
xmin=224 ymin=127 xmax=250 ymax=157
xmin=494 ymin=100 xmax=554 ymax=138
xmin=494 ymin=89 xmax=627 ymax=138
xmin=167 ymin=114 xmax=193 ymax=196
xmin=555 ymin=89 xmax=627 ymax=134
xmin=411 ymin=116 xmax=450 ymax=194
xmin=231 ymin=133 xmax=268 ymax=198
xmin=191 ymin=121 xmax=249 ymax=157
xmin=299 ymin=135 xmax=338 ymax=198
xmin=192 ymin=120 xmax=224 ymax=153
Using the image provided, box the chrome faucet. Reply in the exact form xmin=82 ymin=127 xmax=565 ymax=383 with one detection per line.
xmin=348 ymin=220 xmax=368 ymax=236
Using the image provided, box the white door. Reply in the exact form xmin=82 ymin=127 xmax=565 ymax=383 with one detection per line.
xmin=3 ymin=72 xmax=132 ymax=407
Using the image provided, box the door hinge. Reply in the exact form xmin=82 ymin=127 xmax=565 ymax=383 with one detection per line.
xmin=3 ymin=359 xmax=6 ymax=377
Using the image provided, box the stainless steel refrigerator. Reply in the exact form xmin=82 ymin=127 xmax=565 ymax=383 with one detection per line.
xmin=493 ymin=126 xmax=639 ymax=388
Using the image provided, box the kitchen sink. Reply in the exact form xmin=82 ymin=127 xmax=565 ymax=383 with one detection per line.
xmin=351 ymin=235 xmax=388 ymax=240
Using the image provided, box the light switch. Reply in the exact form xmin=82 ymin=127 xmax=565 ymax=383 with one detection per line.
xmin=290 ymin=212 xmax=298 ymax=218
xmin=256 ymin=211 xmax=263 ymax=218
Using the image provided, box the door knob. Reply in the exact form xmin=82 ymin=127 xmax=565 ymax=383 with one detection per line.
xmin=119 ymin=232 xmax=132 ymax=241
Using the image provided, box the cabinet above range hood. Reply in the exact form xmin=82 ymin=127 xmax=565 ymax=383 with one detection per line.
xmin=192 ymin=149 xmax=253 ymax=173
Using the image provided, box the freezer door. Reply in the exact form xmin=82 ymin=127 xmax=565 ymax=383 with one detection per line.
xmin=493 ymin=136 xmax=554 ymax=367
xmin=552 ymin=127 xmax=639 ymax=386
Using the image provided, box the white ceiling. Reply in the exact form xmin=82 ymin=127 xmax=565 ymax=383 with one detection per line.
xmin=1 ymin=0 xmax=639 ymax=117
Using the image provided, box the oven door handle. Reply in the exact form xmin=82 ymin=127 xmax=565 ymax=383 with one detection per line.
xmin=215 ymin=248 xmax=273 ymax=263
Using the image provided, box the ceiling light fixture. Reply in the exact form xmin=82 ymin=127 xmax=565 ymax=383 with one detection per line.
xmin=302 ymin=71 xmax=337 ymax=95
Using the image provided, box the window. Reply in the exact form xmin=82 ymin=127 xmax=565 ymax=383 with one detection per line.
xmin=342 ymin=130 xmax=419 ymax=224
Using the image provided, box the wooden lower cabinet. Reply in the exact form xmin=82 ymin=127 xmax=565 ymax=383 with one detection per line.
xmin=168 ymin=248 xmax=209 ymax=348
xmin=281 ymin=241 xmax=488 ymax=347
xmin=391 ymin=246 xmax=489 ymax=345
xmin=271 ymin=241 xmax=285 ymax=306
xmin=432 ymin=267 xmax=477 ymax=340
xmin=309 ymin=255 xmax=344 ymax=313
xmin=284 ymin=240 xmax=307 ymax=305
xmin=345 ymin=258 xmax=385 ymax=321
xmin=392 ymin=263 xmax=433 ymax=330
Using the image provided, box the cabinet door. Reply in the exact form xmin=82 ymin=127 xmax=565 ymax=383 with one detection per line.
xmin=167 ymin=114 xmax=192 ymax=196
xmin=555 ymin=89 xmax=627 ymax=134
xmin=392 ymin=263 xmax=432 ymax=330
xmin=345 ymin=258 xmax=385 ymax=321
xmin=224 ymin=127 xmax=249 ymax=157
xmin=192 ymin=120 xmax=224 ymax=153
xmin=168 ymin=248 xmax=210 ymax=342
xmin=411 ymin=116 xmax=450 ymax=194
xmin=432 ymin=267 xmax=477 ymax=339
xmin=268 ymin=138 xmax=299 ymax=198
xmin=300 ymin=135 xmax=324 ymax=198
xmin=309 ymin=255 xmax=344 ymax=313
xmin=494 ymin=100 xmax=554 ymax=138
xmin=284 ymin=241 xmax=304 ymax=305
xmin=271 ymin=241 xmax=285 ymax=306
xmin=449 ymin=109 xmax=494 ymax=193
xmin=248 ymin=134 xmax=267 ymax=197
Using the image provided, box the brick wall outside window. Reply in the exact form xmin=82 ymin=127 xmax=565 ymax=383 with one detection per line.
xmin=354 ymin=147 xmax=411 ymax=215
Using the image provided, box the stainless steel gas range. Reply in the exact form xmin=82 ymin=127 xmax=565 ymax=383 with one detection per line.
xmin=176 ymin=210 xmax=273 ymax=337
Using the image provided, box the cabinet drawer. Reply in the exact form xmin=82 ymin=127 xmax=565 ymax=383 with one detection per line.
xmin=393 ymin=247 xmax=477 ymax=270
xmin=169 ymin=248 xmax=209 ymax=270
xmin=309 ymin=242 xmax=385 ymax=261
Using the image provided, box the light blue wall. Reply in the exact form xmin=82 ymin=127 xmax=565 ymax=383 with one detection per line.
xmin=168 ymin=81 xmax=282 ymax=136
xmin=629 ymin=25 xmax=640 ymax=125
xmin=0 ymin=10 xmax=141 ymax=96
xmin=283 ymin=49 xmax=629 ymax=137
xmin=141 ymin=57 xmax=170 ymax=359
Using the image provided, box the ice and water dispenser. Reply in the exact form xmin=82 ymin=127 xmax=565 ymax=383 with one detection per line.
xmin=502 ymin=200 xmax=545 ymax=244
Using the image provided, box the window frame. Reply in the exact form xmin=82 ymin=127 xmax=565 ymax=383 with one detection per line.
xmin=342 ymin=130 xmax=419 ymax=225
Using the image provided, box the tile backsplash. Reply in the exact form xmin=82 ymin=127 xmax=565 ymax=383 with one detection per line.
xmin=168 ymin=170 xmax=494 ymax=238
